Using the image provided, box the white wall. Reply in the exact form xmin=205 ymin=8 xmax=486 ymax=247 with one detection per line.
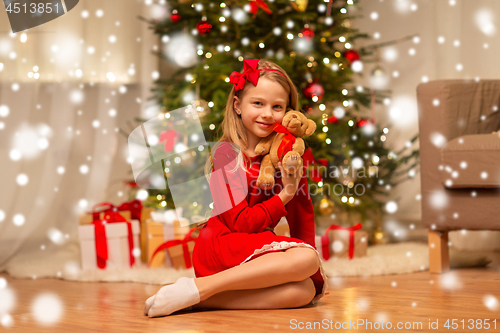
xmin=352 ymin=0 xmax=500 ymax=230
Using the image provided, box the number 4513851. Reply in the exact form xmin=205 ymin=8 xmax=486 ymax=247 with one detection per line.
xmin=6 ymin=2 xmax=61 ymax=14
xmin=444 ymin=319 xmax=496 ymax=330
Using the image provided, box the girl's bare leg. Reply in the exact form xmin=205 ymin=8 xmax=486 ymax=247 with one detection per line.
xmin=193 ymin=278 xmax=316 ymax=310
xmin=194 ymin=247 xmax=320 ymax=302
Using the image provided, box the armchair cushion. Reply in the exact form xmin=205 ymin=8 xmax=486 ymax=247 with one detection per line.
xmin=441 ymin=133 xmax=500 ymax=188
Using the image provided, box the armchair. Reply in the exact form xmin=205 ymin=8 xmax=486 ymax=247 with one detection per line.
xmin=417 ymin=80 xmax=500 ymax=273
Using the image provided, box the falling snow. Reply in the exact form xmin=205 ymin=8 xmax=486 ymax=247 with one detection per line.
xmin=483 ymin=295 xmax=499 ymax=311
xmin=31 ymin=293 xmax=63 ymax=325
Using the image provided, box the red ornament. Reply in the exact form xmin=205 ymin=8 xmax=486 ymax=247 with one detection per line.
xmin=356 ymin=118 xmax=369 ymax=127
xmin=196 ymin=20 xmax=212 ymax=35
xmin=171 ymin=13 xmax=181 ymax=22
xmin=301 ymin=26 xmax=314 ymax=40
xmin=343 ymin=50 xmax=360 ymax=63
xmin=301 ymin=104 xmax=313 ymax=114
xmin=249 ymin=0 xmax=273 ymax=19
xmin=125 ymin=181 xmax=138 ymax=188
xmin=303 ymin=80 xmax=324 ymax=100
xmin=327 ymin=116 xmax=338 ymax=124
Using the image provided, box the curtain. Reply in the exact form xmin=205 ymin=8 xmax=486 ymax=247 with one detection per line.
xmin=0 ymin=0 xmax=161 ymax=270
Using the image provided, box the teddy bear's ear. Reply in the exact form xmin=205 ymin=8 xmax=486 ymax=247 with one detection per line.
xmin=304 ymin=119 xmax=317 ymax=136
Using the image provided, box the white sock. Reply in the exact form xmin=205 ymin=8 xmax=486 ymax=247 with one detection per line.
xmin=147 ymin=277 xmax=201 ymax=318
xmin=143 ymin=295 xmax=155 ymax=316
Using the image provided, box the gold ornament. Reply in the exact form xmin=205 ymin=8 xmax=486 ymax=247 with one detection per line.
xmin=372 ymin=226 xmax=388 ymax=245
xmin=341 ymin=19 xmax=351 ymax=28
xmin=318 ymin=196 xmax=335 ymax=215
xmin=291 ymin=0 xmax=308 ymax=12
xmin=372 ymin=210 xmax=388 ymax=245
xmin=179 ymin=150 xmax=196 ymax=166
xmin=192 ymin=99 xmax=211 ymax=117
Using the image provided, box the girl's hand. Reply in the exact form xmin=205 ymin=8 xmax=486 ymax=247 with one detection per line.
xmin=278 ymin=162 xmax=302 ymax=205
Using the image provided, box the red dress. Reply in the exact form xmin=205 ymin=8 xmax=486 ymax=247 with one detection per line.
xmin=192 ymin=142 xmax=327 ymax=304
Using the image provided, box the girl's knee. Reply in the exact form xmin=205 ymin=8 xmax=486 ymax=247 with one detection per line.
xmin=286 ymin=247 xmax=320 ymax=278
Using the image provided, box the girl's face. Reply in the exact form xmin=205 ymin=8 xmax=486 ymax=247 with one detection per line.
xmin=233 ymin=77 xmax=288 ymax=146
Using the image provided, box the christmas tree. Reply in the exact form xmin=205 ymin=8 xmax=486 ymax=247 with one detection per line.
xmin=130 ymin=0 xmax=419 ymax=228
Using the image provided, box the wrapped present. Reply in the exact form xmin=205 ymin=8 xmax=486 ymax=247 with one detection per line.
xmin=273 ymin=218 xmax=290 ymax=237
xmin=150 ymin=208 xmax=191 ymax=238
xmin=78 ymin=212 xmax=141 ymax=270
xmin=145 ymin=208 xmax=192 ymax=268
xmin=79 ymin=200 xmax=150 ymax=225
xmin=138 ymin=207 xmax=154 ymax=262
xmin=150 ymin=227 xmax=199 ymax=270
xmin=79 ymin=202 xmax=132 ymax=225
xmin=113 ymin=200 xmax=153 ymax=262
xmin=78 ymin=201 xmax=152 ymax=262
xmin=146 ymin=220 xmax=173 ymax=268
xmin=315 ymin=223 xmax=367 ymax=261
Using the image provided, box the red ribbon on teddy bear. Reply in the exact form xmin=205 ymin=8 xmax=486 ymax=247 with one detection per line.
xmin=273 ymin=123 xmax=296 ymax=162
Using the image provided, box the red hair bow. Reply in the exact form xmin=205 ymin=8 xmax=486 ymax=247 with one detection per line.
xmin=229 ymin=59 xmax=286 ymax=95
xmin=249 ymin=0 xmax=273 ymax=19
xmin=229 ymin=59 xmax=260 ymax=92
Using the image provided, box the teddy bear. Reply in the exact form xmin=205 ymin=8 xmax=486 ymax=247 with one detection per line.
xmin=254 ymin=110 xmax=317 ymax=190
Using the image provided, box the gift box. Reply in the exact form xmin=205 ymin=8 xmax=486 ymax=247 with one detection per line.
xmin=139 ymin=207 xmax=153 ymax=262
xmin=145 ymin=209 xmax=192 ymax=268
xmin=79 ymin=200 xmax=148 ymax=225
xmin=146 ymin=221 xmax=173 ymax=268
xmin=150 ymin=227 xmax=199 ymax=270
xmin=315 ymin=223 xmax=367 ymax=261
xmin=108 ymin=200 xmax=153 ymax=262
xmin=79 ymin=210 xmax=131 ymax=225
xmin=78 ymin=218 xmax=141 ymax=270
xmin=166 ymin=239 xmax=196 ymax=269
xmin=77 ymin=201 xmax=152 ymax=262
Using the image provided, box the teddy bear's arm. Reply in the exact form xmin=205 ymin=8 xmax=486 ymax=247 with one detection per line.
xmin=292 ymin=137 xmax=305 ymax=156
xmin=255 ymin=132 xmax=277 ymax=155
xmin=256 ymin=154 xmax=276 ymax=189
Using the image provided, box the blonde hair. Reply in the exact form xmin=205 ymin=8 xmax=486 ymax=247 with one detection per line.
xmin=205 ymin=59 xmax=300 ymax=180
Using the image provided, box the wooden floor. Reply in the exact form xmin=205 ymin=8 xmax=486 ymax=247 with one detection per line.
xmin=2 ymin=253 xmax=499 ymax=333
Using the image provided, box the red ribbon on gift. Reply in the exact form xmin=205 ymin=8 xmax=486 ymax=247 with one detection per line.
xmin=117 ymin=199 xmax=143 ymax=221
xmin=90 ymin=202 xmax=116 ymax=221
xmin=273 ymin=123 xmax=296 ymax=163
xmin=322 ymin=223 xmax=363 ymax=260
xmin=249 ymin=0 xmax=272 ymax=19
xmin=93 ymin=220 xmax=108 ymax=269
xmin=149 ymin=227 xmax=199 ymax=269
xmin=319 ymin=233 xmax=330 ymax=261
xmin=90 ymin=200 xmax=143 ymax=224
xmin=92 ymin=211 xmax=135 ymax=269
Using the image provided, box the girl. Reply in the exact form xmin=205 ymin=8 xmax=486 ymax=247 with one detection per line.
xmin=144 ymin=59 xmax=327 ymax=318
